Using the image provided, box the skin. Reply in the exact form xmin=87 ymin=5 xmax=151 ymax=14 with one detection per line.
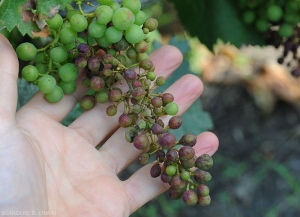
xmin=0 ymin=34 xmax=219 ymax=217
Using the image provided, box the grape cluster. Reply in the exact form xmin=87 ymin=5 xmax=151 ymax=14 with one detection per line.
xmin=15 ymin=0 xmax=213 ymax=206
xmin=238 ymin=0 xmax=300 ymax=73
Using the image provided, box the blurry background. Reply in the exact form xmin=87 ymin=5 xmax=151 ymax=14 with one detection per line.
xmin=2 ymin=0 xmax=300 ymax=216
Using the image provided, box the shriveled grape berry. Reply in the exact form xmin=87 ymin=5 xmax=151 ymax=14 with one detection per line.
xmin=156 ymin=76 xmax=166 ymax=86
xmin=138 ymin=153 xmax=149 ymax=164
xmin=194 ymin=169 xmax=212 ymax=183
xmin=179 ymin=133 xmax=197 ymax=147
xmin=195 ymin=154 xmax=213 ymax=170
xmin=150 ymin=164 xmax=161 ymax=178
xmin=155 ymin=150 xmax=165 ymax=163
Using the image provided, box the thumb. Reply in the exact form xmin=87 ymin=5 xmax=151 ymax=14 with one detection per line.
xmin=0 ymin=34 xmax=19 ymax=118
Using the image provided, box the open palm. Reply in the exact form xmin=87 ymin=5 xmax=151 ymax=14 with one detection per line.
xmin=0 ymin=34 xmax=218 ymax=217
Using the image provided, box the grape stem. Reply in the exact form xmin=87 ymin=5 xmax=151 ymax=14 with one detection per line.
xmin=75 ymin=0 xmax=95 ymax=18
xmin=36 ymin=30 xmax=60 ymax=53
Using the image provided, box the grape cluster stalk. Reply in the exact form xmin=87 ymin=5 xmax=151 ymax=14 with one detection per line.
xmin=16 ymin=0 xmax=213 ymax=206
xmin=238 ymin=0 xmax=300 ymax=74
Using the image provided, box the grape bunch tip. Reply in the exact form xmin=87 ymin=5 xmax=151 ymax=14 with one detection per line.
xmin=16 ymin=0 xmax=214 ymax=207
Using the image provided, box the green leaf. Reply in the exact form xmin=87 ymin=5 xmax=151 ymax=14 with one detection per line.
xmin=0 ymin=0 xmax=72 ymax=37
xmin=0 ymin=0 xmax=39 ymax=36
xmin=169 ymin=0 xmax=265 ymax=50
xmin=36 ymin=0 xmax=72 ymax=19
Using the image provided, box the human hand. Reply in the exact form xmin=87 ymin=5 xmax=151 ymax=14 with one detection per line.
xmin=0 ymin=34 xmax=218 ymax=217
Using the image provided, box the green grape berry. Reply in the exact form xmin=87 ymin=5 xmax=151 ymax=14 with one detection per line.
xmin=105 ymin=26 xmax=123 ymax=43
xmin=109 ymin=1 xmax=121 ymax=12
xmin=122 ymin=0 xmax=141 ymax=14
xmin=88 ymin=21 xmax=107 ymax=38
xmin=146 ymin=71 xmax=156 ymax=81
xmin=134 ymin=10 xmax=147 ymax=26
xmin=46 ymin=14 xmax=63 ymax=30
xmin=125 ymin=24 xmax=144 ymax=44
xmin=16 ymin=42 xmax=37 ymax=61
xmin=59 ymin=27 xmax=77 ymax=44
xmin=44 ymin=85 xmax=64 ymax=103
xmin=49 ymin=46 xmax=68 ymax=63
xmin=112 ymin=7 xmax=135 ymax=30
xmin=95 ymin=90 xmax=109 ymax=103
xmin=58 ymin=63 xmax=78 ymax=82
xmin=58 ymin=80 xmax=77 ymax=94
xmin=166 ymin=165 xmax=177 ymax=176
xmin=165 ymin=102 xmax=179 ymax=116
xmin=38 ymin=75 xmax=57 ymax=94
xmin=180 ymin=171 xmax=190 ymax=181
xmin=96 ymin=5 xmax=114 ymax=25
xmin=22 ymin=65 xmax=39 ymax=82
xmin=69 ymin=14 xmax=88 ymax=32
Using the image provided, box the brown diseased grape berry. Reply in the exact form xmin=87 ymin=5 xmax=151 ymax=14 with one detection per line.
xmin=195 ymin=154 xmax=213 ymax=170
xmin=197 ymin=184 xmax=210 ymax=197
xmin=151 ymin=123 xmax=164 ymax=135
xmin=168 ymin=187 xmax=184 ymax=200
xmin=179 ymin=146 xmax=195 ymax=161
xmin=119 ymin=114 xmax=133 ymax=127
xmin=166 ymin=149 xmax=179 ymax=162
xmin=90 ymin=76 xmax=105 ymax=91
xmin=168 ymin=116 xmax=182 ymax=129
xmin=79 ymin=95 xmax=95 ymax=110
xmin=182 ymin=190 xmax=198 ymax=206
xmin=133 ymin=134 xmax=149 ymax=150
xmin=161 ymin=93 xmax=174 ymax=105
xmin=158 ymin=132 xmax=176 ymax=149
xmin=179 ymin=133 xmax=197 ymax=147
xmin=124 ymin=68 xmax=137 ymax=80
xmin=138 ymin=153 xmax=149 ymax=165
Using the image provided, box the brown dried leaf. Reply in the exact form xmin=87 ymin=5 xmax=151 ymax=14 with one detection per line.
xmin=32 ymin=25 xmax=50 ymax=38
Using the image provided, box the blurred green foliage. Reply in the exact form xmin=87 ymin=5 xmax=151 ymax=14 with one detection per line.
xmin=168 ymin=0 xmax=265 ymax=50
